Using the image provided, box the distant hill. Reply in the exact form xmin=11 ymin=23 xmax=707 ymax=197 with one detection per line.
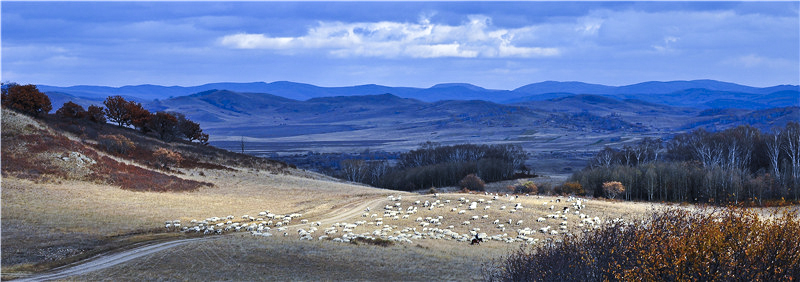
xmin=681 ymin=106 xmax=800 ymax=132
xmin=39 ymin=80 xmax=799 ymax=109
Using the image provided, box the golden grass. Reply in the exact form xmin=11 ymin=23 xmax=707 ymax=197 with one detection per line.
xmin=67 ymin=235 xmax=493 ymax=281
xmin=6 ymin=168 xmax=797 ymax=280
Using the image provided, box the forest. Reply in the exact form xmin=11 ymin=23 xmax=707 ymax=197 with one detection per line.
xmin=573 ymin=123 xmax=800 ymax=204
xmin=337 ymin=142 xmax=528 ymax=191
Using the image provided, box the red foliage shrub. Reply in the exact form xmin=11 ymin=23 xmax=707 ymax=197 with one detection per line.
xmin=512 ymin=181 xmax=538 ymax=194
xmin=153 ymin=147 xmax=183 ymax=169
xmin=555 ymin=181 xmax=584 ymax=195
xmin=2 ymin=127 xmax=210 ymax=192
xmin=91 ymin=155 xmax=210 ymax=192
xmin=486 ymin=207 xmax=800 ymax=281
xmin=98 ymin=134 xmax=135 ymax=155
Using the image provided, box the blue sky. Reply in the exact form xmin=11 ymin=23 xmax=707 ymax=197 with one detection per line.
xmin=2 ymin=1 xmax=798 ymax=89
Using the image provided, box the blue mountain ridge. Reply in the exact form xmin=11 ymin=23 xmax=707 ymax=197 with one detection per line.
xmin=39 ymin=80 xmax=799 ymax=110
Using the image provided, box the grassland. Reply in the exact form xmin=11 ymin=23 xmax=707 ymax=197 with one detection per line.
xmin=3 ymin=107 xmax=797 ymax=280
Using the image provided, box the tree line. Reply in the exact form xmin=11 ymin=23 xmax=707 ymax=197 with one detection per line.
xmin=338 ymin=142 xmax=528 ymax=191
xmin=574 ymin=123 xmax=800 ymax=204
xmin=1 ymin=82 xmax=208 ymax=144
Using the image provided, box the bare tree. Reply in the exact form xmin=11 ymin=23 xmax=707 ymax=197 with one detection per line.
xmin=782 ymin=122 xmax=800 ymax=197
xmin=766 ymin=131 xmax=782 ymax=184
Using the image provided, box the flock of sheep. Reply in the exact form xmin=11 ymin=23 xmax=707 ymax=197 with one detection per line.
xmin=165 ymin=193 xmax=622 ymax=246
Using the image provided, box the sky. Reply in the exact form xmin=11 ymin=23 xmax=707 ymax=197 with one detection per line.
xmin=2 ymin=1 xmax=799 ymax=89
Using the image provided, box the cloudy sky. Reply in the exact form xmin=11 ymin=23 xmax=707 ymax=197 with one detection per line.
xmin=2 ymin=2 xmax=798 ymax=89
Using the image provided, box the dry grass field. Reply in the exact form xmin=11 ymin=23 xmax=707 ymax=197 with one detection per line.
xmin=3 ymin=170 xmax=671 ymax=280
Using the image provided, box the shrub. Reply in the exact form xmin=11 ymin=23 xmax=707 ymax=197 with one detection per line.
xmin=55 ymin=101 xmax=86 ymax=119
xmin=603 ymin=181 xmax=625 ymax=199
xmin=350 ymin=237 xmax=394 ymax=247
xmin=486 ymin=207 xmax=800 ymax=281
xmin=556 ymin=181 xmax=584 ymax=195
xmin=1 ymin=84 xmax=52 ymax=117
xmin=513 ymin=181 xmax=538 ymax=194
xmin=459 ymin=174 xmax=485 ymax=191
xmin=153 ymin=147 xmax=183 ymax=169
xmin=98 ymin=134 xmax=135 ymax=155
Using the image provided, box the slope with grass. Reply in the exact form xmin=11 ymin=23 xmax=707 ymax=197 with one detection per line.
xmin=0 ymin=107 xmax=398 ymax=279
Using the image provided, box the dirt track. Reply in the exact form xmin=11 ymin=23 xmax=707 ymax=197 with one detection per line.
xmin=14 ymin=195 xmax=391 ymax=281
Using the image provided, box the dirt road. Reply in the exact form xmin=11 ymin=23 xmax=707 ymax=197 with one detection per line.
xmin=15 ymin=196 xmax=390 ymax=281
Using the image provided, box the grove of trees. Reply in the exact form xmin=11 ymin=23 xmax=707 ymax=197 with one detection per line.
xmin=101 ymin=95 xmax=209 ymax=144
xmin=338 ymin=142 xmax=528 ymax=191
xmin=574 ymin=123 xmax=800 ymax=204
xmin=1 ymin=83 xmax=208 ymax=145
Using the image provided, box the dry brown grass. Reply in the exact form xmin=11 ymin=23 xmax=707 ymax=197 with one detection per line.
xmin=65 ymin=235 xmax=489 ymax=281
xmin=6 ymin=189 xmax=675 ymax=280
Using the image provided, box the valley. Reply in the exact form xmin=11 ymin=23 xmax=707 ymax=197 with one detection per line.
xmin=3 ymin=80 xmax=799 ymax=280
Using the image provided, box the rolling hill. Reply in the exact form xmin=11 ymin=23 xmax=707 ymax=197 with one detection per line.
xmin=40 ymin=80 xmax=799 ymax=109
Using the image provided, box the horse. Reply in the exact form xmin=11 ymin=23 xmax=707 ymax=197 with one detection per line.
xmin=470 ymin=237 xmax=484 ymax=245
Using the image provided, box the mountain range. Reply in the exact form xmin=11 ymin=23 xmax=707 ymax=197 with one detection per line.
xmin=39 ymin=79 xmax=799 ymax=110
xmin=39 ymin=79 xmax=799 ymax=161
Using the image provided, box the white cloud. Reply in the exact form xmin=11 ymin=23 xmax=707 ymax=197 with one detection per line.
xmin=724 ymin=54 xmax=794 ymax=69
xmin=218 ymin=16 xmax=560 ymax=59
xmin=653 ymin=36 xmax=680 ymax=53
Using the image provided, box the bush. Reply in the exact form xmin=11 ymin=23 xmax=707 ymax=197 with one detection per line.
xmin=153 ymin=147 xmax=183 ymax=169
xmin=513 ymin=181 xmax=538 ymax=194
xmin=98 ymin=134 xmax=135 ymax=155
xmin=350 ymin=237 xmax=394 ymax=247
xmin=459 ymin=174 xmax=485 ymax=191
xmin=486 ymin=207 xmax=800 ymax=281
xmin=1 ymin=83 xmax=52 ymax=117
xmin=602 ymin=181 xmax=625 ymax=199
xmin=556 ymin=181 xmax=584 ymax=195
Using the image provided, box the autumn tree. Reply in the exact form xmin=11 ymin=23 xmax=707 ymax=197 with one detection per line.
xmin=172 ymin=112 xmax=209 ymax=144
xmin=603 ymin=181 xmax=625 ymax=199
xmin=55 ymin=101 xmax=86 ymax=119
xmin=127 ymin=102 xmax=151 ymax=133
xmin=146 ymin=111 xmax=179 ymax=142
xmin=1 ymin=83 xmax=52 ymax=117
xmin=85 ymin=105 xmax=106 ymax=124
xmin=104 ymin=96 xmax=131 ymax=127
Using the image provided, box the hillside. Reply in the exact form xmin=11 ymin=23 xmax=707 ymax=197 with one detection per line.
xmin=1 ymin=108 xmax=305 ymax=192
